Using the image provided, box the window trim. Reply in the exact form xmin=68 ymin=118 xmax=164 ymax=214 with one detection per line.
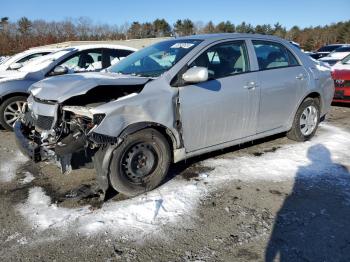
xmin=251 ymin=40 xmax=301 ymax=72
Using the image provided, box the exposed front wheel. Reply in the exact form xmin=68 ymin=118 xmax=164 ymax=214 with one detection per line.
xmin=108 ymin=128 xmax=171 ymax=196
xmin=287 ymin=98 xmax=320 ymax=142
xmin=0 ymin=96 xmax=27 ymax=131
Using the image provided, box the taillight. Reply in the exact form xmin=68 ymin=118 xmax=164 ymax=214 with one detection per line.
xmin=334 ymin=79 xmax=345 ymax=87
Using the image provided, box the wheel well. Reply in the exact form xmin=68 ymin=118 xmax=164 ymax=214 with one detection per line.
xmin=0 ymin=92 xmax=28 ymax=104
xmin=120 ymin=122 xmax=177 ymax=161
xmin=305 ymin=92 xmax=321 ymax=110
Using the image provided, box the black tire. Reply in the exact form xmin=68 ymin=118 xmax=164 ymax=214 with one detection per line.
xmin=287 ymin=98 xmax=320 ymax=142
xmin=108 ymin=128 xmax=171 ymax=196
xmin=0 ymin=96 xmax=27 ymax=131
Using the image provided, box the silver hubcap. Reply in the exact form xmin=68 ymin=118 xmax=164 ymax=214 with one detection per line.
xmin=300 ymin=105 xmax=318 ymax=136
xmin=4 ymin=101 xmax=26 ymax=127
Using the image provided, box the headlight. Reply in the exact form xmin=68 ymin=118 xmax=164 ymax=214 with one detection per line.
xmin=27 ymin=95 xmax=34 ymax=110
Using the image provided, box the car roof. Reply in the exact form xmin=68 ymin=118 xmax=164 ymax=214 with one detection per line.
xmin=59 ymin=44 xmax=137 ymax=52
xmin=175 ymin=33 xmax=286 ymax=43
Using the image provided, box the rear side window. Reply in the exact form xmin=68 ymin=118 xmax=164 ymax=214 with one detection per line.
xmin=190 ymin=40 xmax=250 ymax=79
xmin=253 ymin=40 xmax=299 ymax=70
xmin=17 ymin=52 xmax=50 ymax=64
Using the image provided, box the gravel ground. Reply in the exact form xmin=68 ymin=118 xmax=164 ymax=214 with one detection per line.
xmin=0 ymin=104 xmax=350 ymax=262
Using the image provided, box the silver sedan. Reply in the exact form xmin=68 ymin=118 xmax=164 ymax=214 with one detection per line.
xmin=16 ymin=34 xmax=334 ymax=197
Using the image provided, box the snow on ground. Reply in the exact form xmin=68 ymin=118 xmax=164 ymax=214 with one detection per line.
xmin=17 ymin=123 xmax=350 ymax=239
xmin=19 ymin=172 xmax=35 ymax=184
xmin=0 ymin=151 xmax=27 ymax=182
xmin=202 ymin=123 xmax=350 ymax=184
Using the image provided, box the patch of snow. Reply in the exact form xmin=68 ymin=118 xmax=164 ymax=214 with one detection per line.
xmin=201 ymin=123 xmax=350 ymax=184
xmin=0 ymin=151 xmax=27 ymax=182
xmin=20 ymin=172 xmax=35 ymax=184
xmin=18 ymin=183 xmax=204 ymax=237
xmin=17 ymin=123 xmax=350 ymax=239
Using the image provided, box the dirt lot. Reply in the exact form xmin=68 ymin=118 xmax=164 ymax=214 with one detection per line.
xmin=0 ymin=105 xmax=350 ymax=262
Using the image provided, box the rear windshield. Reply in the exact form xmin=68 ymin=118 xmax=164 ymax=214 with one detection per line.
xmin=318 ymin=45 xmax=343 ymax=52
xmin=334 ymin=46 xmax=350 ymax=52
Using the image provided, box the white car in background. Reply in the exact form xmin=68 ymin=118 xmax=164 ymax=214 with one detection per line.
xmin=319 ymin=45 xmax=350 ymax=66
xmin=332 ymin=54 xmax=350 ymax=70
xmin=0 ymin=44 xmax=136 ymax=130
xmin=0 ymin=48 xmax=58 ymax=72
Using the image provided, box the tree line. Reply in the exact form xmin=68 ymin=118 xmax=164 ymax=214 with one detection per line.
xmin=0 ymin=17 xmax=349 ymax=55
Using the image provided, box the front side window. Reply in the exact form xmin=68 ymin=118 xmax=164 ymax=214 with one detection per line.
xmin=108 ymin=39 xmax=202 ymax=77
xmin=190 ymin=41 xmax=250 ymax=79
xmin=253 ymin=40 xmax=299 ymax=70
xmin=59 ymin=49 xmax=103 ymax=72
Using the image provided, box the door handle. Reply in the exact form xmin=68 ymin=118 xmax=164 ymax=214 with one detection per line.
xmin=296 ymin=74 xmax=305 ymax=80
xmin=244 ymin=81 xmax=258 ymax=90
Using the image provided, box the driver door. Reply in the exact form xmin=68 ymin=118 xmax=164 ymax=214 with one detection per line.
xmin=178 ymin=40 xmax=260 ymax=152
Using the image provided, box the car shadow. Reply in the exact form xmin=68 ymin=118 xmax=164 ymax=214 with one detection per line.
xmin=265 ymin=144 xmax=350 ymax=261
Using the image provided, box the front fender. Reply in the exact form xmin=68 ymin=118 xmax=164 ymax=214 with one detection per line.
xmin=0 ymin=79 xmax=36 ymax=100
xmin=89 ymin=78 xmax=180 ymax=146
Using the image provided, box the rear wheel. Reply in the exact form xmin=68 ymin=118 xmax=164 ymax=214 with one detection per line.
xmin=0 ymin=96 xmax=27 ymax=131
xmin=287 ymin=98 xmax=320 ymax=142
xmin=108 ymin=128 xmax=171 ymax=196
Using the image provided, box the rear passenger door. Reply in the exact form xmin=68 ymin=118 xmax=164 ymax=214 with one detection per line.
xmin=252 ymin=40 xmax=308 ymax=133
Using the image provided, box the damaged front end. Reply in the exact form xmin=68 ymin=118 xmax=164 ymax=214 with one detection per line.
xmin=14 ymin=84 xmax=143 ymax=178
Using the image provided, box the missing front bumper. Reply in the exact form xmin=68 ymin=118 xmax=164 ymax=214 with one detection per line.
xmin=14 ymin=121 xmax=42 ymax=162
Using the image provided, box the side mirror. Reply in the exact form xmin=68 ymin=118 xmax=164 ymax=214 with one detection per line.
xmin=182 ymin=66 xmax=209 ymax=84
xmin=9 ymin=62 xmax=23 ymax=70
xmin=50 ymin=65 xmax=68 ymax=76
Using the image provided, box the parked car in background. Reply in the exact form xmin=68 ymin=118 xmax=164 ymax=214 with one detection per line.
xmin=0 ymin=44 xmax=136 ymax=130
xmin=0 ymin=56 xmax=10 ymax=64
xmin=332 ymin=54 xmax=350 ymax=103
xmin=310 ymin=44 xmax=346 ymax=60
xmin=0 ymin=48 xmax=57 ymax=72
xmin=14 ymin=34 xmax=334 ymax=197
xmin=319 ymin=45 xmax=350 ymax=66
xmin=332 ymin=53 xmax=350 ymax=71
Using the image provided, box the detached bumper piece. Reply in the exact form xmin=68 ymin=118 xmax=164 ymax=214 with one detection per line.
xmin=14 ymin=121 xmax=41 ymax=162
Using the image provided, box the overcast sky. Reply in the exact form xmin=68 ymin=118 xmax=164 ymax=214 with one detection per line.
xmin=2 ymin=0 xmax=349 ymax=29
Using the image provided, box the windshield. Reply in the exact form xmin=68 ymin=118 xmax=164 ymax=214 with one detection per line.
xmin=342 ymin=54 xmax=350 ymax=64
xmin=19 ymin=49 xmax=73 ymax=72
xmin=108 ymin=39 xmax=202 ymax=77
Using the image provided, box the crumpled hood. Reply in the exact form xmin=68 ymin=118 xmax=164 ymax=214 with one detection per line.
xmin=30 ymin=72 xmax=150 ymax=103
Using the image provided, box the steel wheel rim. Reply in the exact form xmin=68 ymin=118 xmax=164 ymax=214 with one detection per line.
xmin=121 ymin=142 xmax=158 ymax=184
xmin=4 ymin=100 xmax=26 ymax=127
xmin=300 ymin=105 xmax=318 ymax=136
